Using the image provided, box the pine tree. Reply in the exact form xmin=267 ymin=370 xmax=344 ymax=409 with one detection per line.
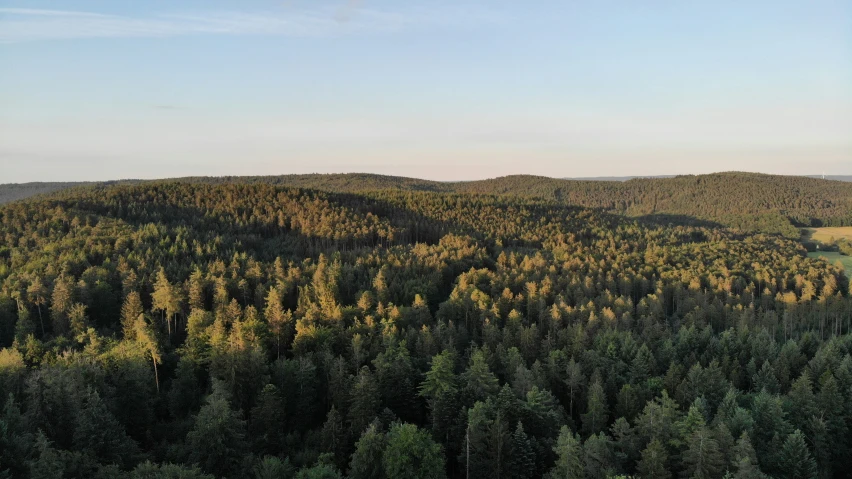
xmin=730 ymin=432 xmax=764 ymax=479
xmin=583 ymin=432 xmax=615 ymax=479
xmin=349 ymin=423 xmax=387 ymax=479
xmin=635 ymin=439 xmax=669 ymax=479
xmin=349 ymin=366 xmax=381 ymax=436
xmin=134 ymin=315 xmax=162 ymax=394
xmin=463 ymin=348 xmax=499 ymax=402
xmin=777 ymin=430 xmax=817 ymax=479
xmin=49 ymin=276 xmax=74 ymax=336
xmin=507 ymin=422 xmax=535 ymax=479
xmin=120 ymin=291 xmax=143 ymax=341
xmin=564 ymin=358 xmax=585 ymax=418
xmin=681 ymin=426 xmax=724 ymax=479
xmin=582 ymin=377 xmax=609 ymax=435
xmin=547 ymin=426 xmax=584 ymax=479
xmin=186 ymin=392 xmax=248 ymax=478
xmin=73 ymin=389 xmax=139 ymax=468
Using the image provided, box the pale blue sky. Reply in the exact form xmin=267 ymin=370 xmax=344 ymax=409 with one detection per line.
xmin=1 ymin=0 xmax=850 ymax=182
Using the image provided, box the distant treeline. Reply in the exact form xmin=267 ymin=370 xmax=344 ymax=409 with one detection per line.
xmin=4 ymin=172 xmax=852 ymax=236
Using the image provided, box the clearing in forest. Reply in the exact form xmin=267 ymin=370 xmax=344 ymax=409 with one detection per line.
xmin=803 ymin=226 xmax=852 ymax=244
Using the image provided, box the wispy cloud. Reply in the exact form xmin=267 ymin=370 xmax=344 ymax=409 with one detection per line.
xmin=0 ymin=5 xmax=499 ymax=43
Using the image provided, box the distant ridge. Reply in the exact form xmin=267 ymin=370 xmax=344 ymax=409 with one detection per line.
xmin=563 ymin=175 xmax=675 ymax=181
xmin=567 ymin=175 xmax=852 ymax=182
xmin=3 ymin=172 xmax=852 ymax=237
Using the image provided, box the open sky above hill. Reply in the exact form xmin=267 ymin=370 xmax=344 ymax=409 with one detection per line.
xmin=1 ymin=0 xmax=850 ymax=182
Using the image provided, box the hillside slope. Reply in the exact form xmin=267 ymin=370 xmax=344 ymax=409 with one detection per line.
xmin=175 ymin=172 xmax=852 ymax=236
xmin=6 ymin=172 xmax=852 ymax=236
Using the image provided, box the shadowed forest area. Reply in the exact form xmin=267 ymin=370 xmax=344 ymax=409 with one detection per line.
xmin=0 ymin=179 xmax=850 ymax=478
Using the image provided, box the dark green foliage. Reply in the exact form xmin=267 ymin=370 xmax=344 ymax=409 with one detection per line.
xmin=382 ymin=423 xmax=446 ymax=479
xmin=348 ymin=423 xmax=386 ymax=479
xmin=547 ymin=426 xmax=583 ymax=479
xmin=130 ymin=461 xmax=215 ymax=479
xmin=777 ymin=430 xmax=818 ymax=479
xmin=638 ymin=439 xmax=671 ymax=479
xmin=185 ymin=392 xmax=248 ymax=477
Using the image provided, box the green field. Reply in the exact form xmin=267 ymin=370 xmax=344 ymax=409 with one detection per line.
xmin=808 ymin=251 xmax=852 ymax=275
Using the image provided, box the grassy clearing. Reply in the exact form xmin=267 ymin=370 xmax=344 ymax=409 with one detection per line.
xmin=803 ymin=226 xmax=852 ymax=243
xmin=808 ymin=251 xmax=852 ymax=275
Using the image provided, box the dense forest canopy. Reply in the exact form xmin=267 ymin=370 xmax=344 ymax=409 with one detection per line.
xmin=0 ymin=180 xmax=850 ymax=478
xmin=4 ymin=172 xmax=852 ymax=236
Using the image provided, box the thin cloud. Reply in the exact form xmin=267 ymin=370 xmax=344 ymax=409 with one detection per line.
xmin=0 ymin=8 xmax=111 ymax=17
xmin=0 ymin=5 xmax=500 ymax=43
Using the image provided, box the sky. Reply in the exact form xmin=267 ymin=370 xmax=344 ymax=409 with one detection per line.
xmin=1 ymin=0 xmax=850 ymax=183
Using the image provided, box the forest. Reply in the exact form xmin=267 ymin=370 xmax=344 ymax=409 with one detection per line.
xmin=0 ymin=179 xmax=850 ymax=478
xmin=4 ymin=173 xmax=852 ymax=237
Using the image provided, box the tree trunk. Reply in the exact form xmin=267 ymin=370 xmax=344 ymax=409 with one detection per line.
xmin=152 ymin=354 xmax=160 ymax=394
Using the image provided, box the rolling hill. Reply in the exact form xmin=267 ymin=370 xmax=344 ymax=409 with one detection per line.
xmin=4 ymin=172 xmax=852 ymax=236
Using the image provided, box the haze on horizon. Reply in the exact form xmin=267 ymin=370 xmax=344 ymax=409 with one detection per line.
xmin=1 ymin=0 xmax=850 ymax=183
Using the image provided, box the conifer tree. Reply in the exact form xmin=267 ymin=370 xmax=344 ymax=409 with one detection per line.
xmin=547 ymin=426 xmax=584 ymax=479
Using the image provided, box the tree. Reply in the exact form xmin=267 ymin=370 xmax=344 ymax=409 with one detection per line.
xmin=547 ymin=426 xmax=584 ymax=479
xmin=152 ymin=268 xmax=183 ymax=336
xmin=295 ymin=461 xmax=342 ymax=479
xmin=121 ymin=291 xmax=144 ymax=341
xmin=73 ymin=388 xmax=139 ymax=468
xmin=130 ymin=461 xmax=215 ymax=479
xmin=466 ymin=400 xmax=510 ymax=479
xmin=349 ymin=366 xmax=381 ymax=436
xmin=265 ymin=285 xmax=291 ymax=359
xmin=730 ymin=432 xmax=765 ymax=479
xmin=583 ymin=432 xmax=615 ymax=479
xmin=349 ymin=423 xmax=387 ymax=479
xmin=186 ymin=392 xmax=248 ymax=477
xmin=249 ymin=384 xmax=286 ymax=455
xmin=582 ymin=377 xmax=609 ymax=435
xmin=777 ymin=430 xmax=817 ymax=479
xmin=26 ymin=276 xmax=48 ymax=336
xmin=564 ymin=358 xmax=585 ymax=418
xmin=463 ymin=348 xmax=499 ymax=402
xmin=637 ymin=439 xmax=670 ymax=479
xmin=321 ymin=407 xmax=349 ymax=470
xmin=134 ymin=315 xmax=162 ymax=393
xmin=507 ymin=422 xmax=535 ymax=479
xmin=680 ymin=426 xmax=724 ymax=479
xmin=49 ymin=276 xmax=74 ymax=336
xmin=382 ymin=423 xmax=446 ymax=479
xmin=253 ymin=456 xmax=295 ymax=479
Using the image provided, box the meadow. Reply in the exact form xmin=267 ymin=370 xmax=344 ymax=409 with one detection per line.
xmin=803 ymin=226 xmax=852 ymax=244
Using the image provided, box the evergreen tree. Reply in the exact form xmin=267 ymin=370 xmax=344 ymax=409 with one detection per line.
xmin=582 ymin=377 xmax=609 ymax=435
xmin=730 ymin=432 xmax=765 ymax=479
xmin=349 ymin=423 xmax=387 ymax=479
xmin=777 ymin=430 xmax=817 ymax=479
xmin=507 ymin=422 xmax=535 ymax=479
xmin=186 ymin=392 xmax=248 ymax=477
xmin=121 ymin=292 xmax=144 ymax=341
xmin=638 ymin=439 xmax=670 ymax=479
xmin=680 ymin=426 xmax=724 ymax=479
xmin=547 ymin=426 xmax=584 ymax=479
xmin=382 ymin=423 xmax=446 ymax=479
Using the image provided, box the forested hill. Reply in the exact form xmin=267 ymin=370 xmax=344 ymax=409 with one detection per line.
xmin=5 ymin=173 xmax=852 ymax=236
xmin=180 ymin=172 xmax=852 ymax=236
xmin=0 ymin=182 xmax=850 ymax=478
